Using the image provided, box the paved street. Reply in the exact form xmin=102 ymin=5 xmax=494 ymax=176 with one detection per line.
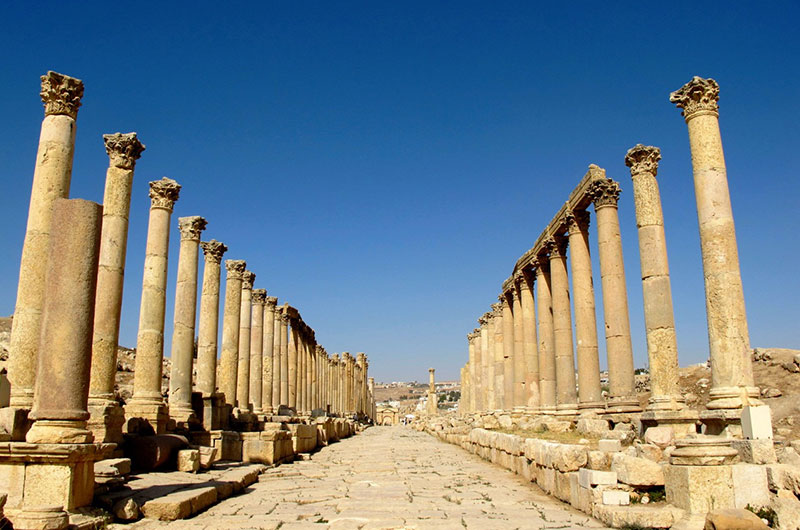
xmin=118 ymin=426 xmax=608 ymax=529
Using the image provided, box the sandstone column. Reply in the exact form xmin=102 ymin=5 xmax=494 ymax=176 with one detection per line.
xmin=9 ymin=71 xmax=84 ymax=408
xmin=88 ymin=132 xmax=145 ymax=442
xmin=288 ymin=319 xmax=299 ymax=410
xmin=473 ymin=323 xmax=484 ymax=412
xmin=196 ymin=240 xmax=227 ymax=396
xmin=535 ymin=261 xmax=557 ymax=413
xmin=262 ymin=296 xmax=277 ymax=414
xmin=126 ymin=178 xmax=181 ymax=433
xmin=511 ymin=288 xmax=525 ymax=410
xmin=427 ymin=368 xmax=438 ymax=415
xmin=467 ymin=331 xmax=477 ymax=412
xmin=271 ymin=303 xmax=282 ymax=410
xmin=500 ymin=295 xmax=515 ymax=410
xmin=219 ymin=259 xmax=246 ymax=406
xmin=548 ymin=237 xmax=578 ymax=414
xmin=331 ymin=354 xmax=339 ymax=414
xmin=479 ymin=315 xmax=490 ymax=411
xmin=168 ymin=216 xmax=208 ymax=423
xmin=670 ymin=77 xmax=759 ymax=409
xmin=26 ymin=199 xmax=101 ymax=444
xmin=236 ymin=271 xmax=255 ymax=409
xmin=625 ymin=145 xmax=685 ymax=411
xmin=250 ymin=289 xmax=266 ymax=414
xmin=591 ymin=178 xmax=640 ymax=412
xmin=566 ymin=210 xmax=604 ymax=413
xmin=491 ymin=304 xmax=505 ymax=410
xmin=279 ymin=307 xmax=290 ymax=406
xmin=519 ymin=270 xmax=540 ymax=412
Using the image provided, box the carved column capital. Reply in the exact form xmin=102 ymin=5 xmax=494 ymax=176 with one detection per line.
xmin=178 ymin=216 xmax=207 ymax=241
xmin=280 ymin=311 xmax=290 ymax=324
xmin=40 ymin=71 xmax=84 ymax=119
xmin=242 ymin=271 xmax=256 ymax=290
xmin=625 ymin=144 xmax=661 ymax=176
xmin=478 ymin=314 xmax=489 ymax=326
xmin=224 ymin=259 xmax=247 ymax=279
xmin=590 ymin=180 xmax=621 ymax=209
xmin=252 ymin=289 xmax=267 ymax=305
xmin=546 ymin=236 xmax=567 ymax=258
xmin=565 ymin=209 xmax=591 ymax=235
xmin=103 ymin=132 xmax=145 ymax=170
xmin=149 ymin=177 xmax=181 ymax=211
xmin=265 ymin=296 xmax=278 ymax=307
xmin=201 ymin=240 xmax=227 ymax=263
xmin=670 ymin=76 xmax=720 ymax=121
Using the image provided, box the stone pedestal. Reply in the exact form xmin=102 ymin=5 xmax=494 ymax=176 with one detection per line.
xmin=665 ymin=435 xmax=738 ymax=513
xmin=640 ymin=409 xmax=700 ymax=438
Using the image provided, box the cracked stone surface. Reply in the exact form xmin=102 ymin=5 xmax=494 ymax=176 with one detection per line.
xmin=113 ymin=426 xmax=609 ymax=529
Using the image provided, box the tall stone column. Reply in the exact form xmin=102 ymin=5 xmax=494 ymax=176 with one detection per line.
xmin=262 ymin=296 xmax=277 ymax=414
xmin=219 ymin=259 xmax=246 ymax=406
xmin=511 ymin=288 xmax=525 ymax=410
xmin=548 ymin=237 xmax=578 ymax=414
xmin=519 ymin=271 xmax=540 ymax=412
xmin=500 ymin=295 xmax=515 ymax=410
xmin=625 ymin=145 xmax=685 ymax=412
xmin=88 ymin=132 xmax=145 ymax=442
xmin=535 ymin=261 xmax=557 ymax=413
xmin=236 ymin=271 xmax=255 ymax=409
xmin=368 ymin=377 xmax=375 ymax=419
xmin=9 ymin=71 xmax=84 ymax=408
xmin=479 ymin=315 xmax=490 ymax=411
xmin=566 ymin=210 xmax=604 ymax=413
xmin=249 ymin=289 xmax=266 ymax=414
xmin=331 ymin=354 xmax=339 ymax=414
xmin=279 ymin=307 xmax=290 ymax=406
xmin=196 ymin=240 xmax=227 ymax=396
xmin=427 ymin=368 xmax=438 ymax=415
xmin=670 ymin=77 xmax=759 ymax=409
xmin=27 ymin=199 xmax=101 ymax=444
xmin=473 ymin=325 xmax=483 ymax=412
xmin=168 ymin=216 xmax=208 ymax=424
xmin=288 ymin=320 xmax=299 ymax=409
xmin=591 ymin=179 xmax=640 ymax=412
xmin=467 ymin=331 xmax=477 ymax=412
xmin=489 ymin=303 xmax=504 ymax=410
xmin=271 ymin=304 xmax=282 ymax=410
xmin=126 ymin=178 xmax=181 ymax=433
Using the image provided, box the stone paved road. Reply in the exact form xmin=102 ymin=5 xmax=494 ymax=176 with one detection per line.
xmin=117 ymin=426 xmax=609 ymax=529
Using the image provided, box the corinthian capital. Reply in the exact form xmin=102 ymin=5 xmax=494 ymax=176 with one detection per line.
xmin=149 ymin=177 xmax=181 ymax=211
xmin=565 ymin=209 xmax=591 ymax=235
xmin=590 ymin=180 xmax=621 ymax=209
xmin=103 ymin=132 xmax=145 ymax=170
xmin=545 ymin=236 xmax=567 ymax=258
xmin=40 ymin=71 xmax=84 ymax=119
xmin=670 ymin=76 xmax=720 ymax=121
xmin=625 ymin=144 xmax=661 ymax=176
xmin=265 ymin=296 xmax=278 ymax=307
xmin=242 ymin=270 xmax=256 ymax=290
xmin=178 ymin=216 xmax=207 ymax=241
xmin=225 ymin=259 xmax=246 ymax=280
xmin=252 ymin=289 xmax=267 ymax=305
xmin=201 ymin=239 xmax=227 ymax=264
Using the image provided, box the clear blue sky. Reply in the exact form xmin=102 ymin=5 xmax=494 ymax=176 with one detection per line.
xmin=1 ymin=2 xmax=798 ymax=383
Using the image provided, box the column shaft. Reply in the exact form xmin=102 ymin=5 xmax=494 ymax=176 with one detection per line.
xmin=549 ymin=239 xmax=578 ymax=413
xmin=196 ymin=241 xmax=227 ymax=396
xmin=511 ymin=290 xmax=525 ymax=409
xmin=520 ymin=273 xmax=540 ymax=411
xmin=535 ymin=263 xmax=557 ymax=412
xmin=279 ymin=310 xmax=289 ymax=406
xmin=262 ymin=298 xmax=277 ymax=413
xmin=250 ymin=289 xmax=266 ymax=413
xmin=236 ymin=271 xmax=254 ymax=409
xmin=219 ymin=260 xmax=245 ymax=406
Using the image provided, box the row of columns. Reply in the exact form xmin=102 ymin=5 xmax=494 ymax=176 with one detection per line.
xmin=3 ymin=71 xmax=374 ymax=446
xmin=461 ymin=76 xmax=759 ymax=419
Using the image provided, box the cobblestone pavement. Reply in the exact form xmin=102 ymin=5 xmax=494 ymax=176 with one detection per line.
xmin=118 ymin=426 xmax=609 ymax=529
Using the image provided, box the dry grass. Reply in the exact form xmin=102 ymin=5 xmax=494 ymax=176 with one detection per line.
xmin=494 ymin=427 xmax=601 ymax=447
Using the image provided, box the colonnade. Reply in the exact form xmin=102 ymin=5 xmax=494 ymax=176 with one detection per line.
xmin=460 ymin=76 xmax=759 ymax=427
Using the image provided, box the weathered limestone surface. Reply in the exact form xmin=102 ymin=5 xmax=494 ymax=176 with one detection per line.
xmin=236 ymin=271 xmax=255 ymax=409
xmin=196 ymin=240 xmax=227 ymax=396
xmin=262 ymin=297 xmax=277 ymax=414
xmin=549 ymin=237 xmax=578 ymax=414
xmin=249 ymin=289 xmax=266 ymax=413
xmin=219 ymin=260 xmax=245 ymax=406
xmin=536 ymin=263 xmax=557 ymax=413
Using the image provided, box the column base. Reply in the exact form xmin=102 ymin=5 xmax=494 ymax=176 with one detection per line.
xmin=554 ymin=404 xmax=578 ymax=416
xmin=8 ymin=505 xmax=69 ymax=530
xmin=9 ymin=388 xmax=34 ymax=410
xmin=26 ymin=419 xmax=93 ymax=444
xmin=577 ymin=401 xmax=606 ymax=415
xmin=538 ymin=405 xmax=557 ymax=415
xmin=605 ymin=395 xmax=642 ymax=413
xmin=124 ymin=399 xmax=168 ymax=435
xmin=706 ymin=386 xmax=761 ymax=410
xmin=87 ymin=400 xmax=125 ymax=444
xmin=640 ymin=409 xmax=700 ymax=438
xmin=168 ymin=404 xmax=197 ymax=428
xmin=646 ymin=394 xmax=686 ymax=412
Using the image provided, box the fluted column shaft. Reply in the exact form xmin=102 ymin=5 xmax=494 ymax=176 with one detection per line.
xmin=9 ymin=72 xmax=83 ymax=408
xmin=196 ymin=241 xmax=227 ymax=396
xmin=670 ymin=77 xmax=758 ymax=409
xmin=220 ymin=260 xmax=245 ymax=406
xmin=535 ymin=263 xmax=556 ymax=413
xmin=567 ymin=211 xmax=604 ymax=412
xmin=250 ymin=290 xmax=266 ymax=413
xmin=520 ymin=273 xmax=540 ymax=411
xmin=549 ymin=239 xmax=578 ymax=413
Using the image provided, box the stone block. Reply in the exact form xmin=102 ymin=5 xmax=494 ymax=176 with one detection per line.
xmin=612 ymin=454 xmax=664 ymax=486
xmin=541 ymin=466 xmax=556 ymax=494
xmin=197 ymin=446 xmax=217 ymax=469
xmin=704 ymin=509 xmax=769 ymax=530
xmin=602 ymin=489 xmax=630 ymax=506
xmin=177 ymin=449 xmax=200 ymax=472
xmin=598 ymin=439 xmax=622 ymax=452
xmin=577 ymin=418 xmax=610 ymax=435
xmin=742 ymin=406 xmax=773 ymax=440
xmin=731 ymin=464 xmax=770 ymax=510
xmin=578 ymin=468 xmax=617 ymax=488
xmin=544 ymin=420 xmax=572 ymax=433
xmin=587 ymin=450 xmax=612 ymax=470
xmin=593 ymin=503 xmax=682 ymax=529
xmin=766 ymin=464 xmax=800 ymax=495
xmin=570 ymin=474 xmax=593 ymax=514
xmin=731 ymin=439 xmax=776 ymax=464
xmin=637 ymin=443 xmax=664 ymax=462
xmin=554 ymin=471 xmax=574 ymax=502
xmin=644 ymin=426 xmax=675 ymax=449
xmin=551 ymin=444 xmax=588 ymax=472
xmin=665 ymin=464 xmax=734 ymax=514
xmin=95 ymin=457 xmax=131 ymax=477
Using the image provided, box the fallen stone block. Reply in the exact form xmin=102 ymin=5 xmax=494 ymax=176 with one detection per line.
xmin=177 ymin=449 xmax=199 ymax=473
xmin=593 ymin=503 xmax=682 ymax=529
xmin=644 ymin=426 xmax=675 ymax=449
xmin=602 ymin=489 xmax=630 ymax=506
xmin=578 ymin=468 xmax=617 ymax=488
xmin=731 ymin=464 xmax=770 ymax=510
xmin=704 ymin=508 xmax=769 ymax=530
xmin=598 ymin=439 xmax=622 ymax=452
xmin=731 ymin=439 xmax=776 ymax=464
xmin=612 ymin=454 xmax=664 ymax=487
xmin=577 ymin=418 xmax=610 ymax=436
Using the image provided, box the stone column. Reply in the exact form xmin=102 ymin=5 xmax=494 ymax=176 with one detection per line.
xmin=219 ymin=259 xmax=246 ymax=406
xmin=467 ymin=332 xmax=477 ymax=412
xmin=271 ymin=304 xmax=282 ymax=410
xmin=511 ymin=288 xmax=525 ymax=410
xmin=249 ymin=289 xmax=266 ymax=414
xmin=548 ymin=237 xmax=578 ymax=414
xmin=500 ymin=294 xmax=515 ymax=410
xmin=126 ymin=178 xmax=181 ymax=433
xmin=625 ymin=145 xmax=685 ymax=412
xmin=331 ymin=354 xmax=339 ymax=414
xmin=262 ymin=296 xmax=277 ymax=414
xmin=88 ymin=132 xmax=145 ymax=442
xmin=26 ymin=199 xmax=101 ymax=444
xmin=535 ymin=261 xmax=557 ymax=413
xmin=236 ymin=271 xmax=255 ymax=409
xmin=196 ymin=240 xmax=227 ymax=396
xmin=473 ymin=325 xmax=483 ymax=412
xmin=9 ymin=71 xmax=84 ymax=408
xmin=566 ymin=210 xmax=604 ymax=413
xmin=288 ymin=320 xmax=299 ymax=410
xmin=299 ymin=331 xmax=308 ymax=414
xmin=479 ymin=315 xmax=490 ymax=411
xmin=168 ymin=216 xmax=207 ymax=423
xmin=519 ymin=270 xmax=540 ymax=412
xmin=428 ymin=368 xmax=438 ymax=415
xmin=279 ymin=307 xmax=290 ymax=406
xmin=591 ymin=178 xmax=640 ymax=412
xmin=489 ymin=303 xmax=504 ymax=410
xmin=670 ymin=77 xmax=759 ymax=409
xmin=368 ymin=377 xmax=375 ymax=419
